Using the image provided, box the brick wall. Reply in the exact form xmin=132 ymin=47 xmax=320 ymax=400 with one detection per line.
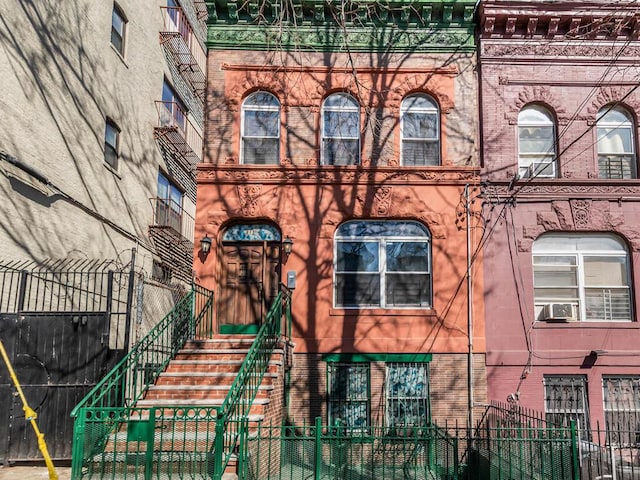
xmin=286 ymin=353 xmax=487 ymax=428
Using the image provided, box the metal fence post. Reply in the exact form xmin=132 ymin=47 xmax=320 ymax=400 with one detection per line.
xmin=314 ymin=417 xmax=322 ymax=480
xmin=213 ymin=411 xmax=225 ymax=480
xmin=70 ymin=409 xmax=86 ymax=480
xmin=570 ymin=420 xmax=579 ymax=480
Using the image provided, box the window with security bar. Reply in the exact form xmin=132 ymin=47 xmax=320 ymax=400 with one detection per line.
xmin=386 ymin=363 xmax=430 ymax=429
xmin=327 ymin=363 xmax=370 ymax=431
xmin=603 ymin=376 xmax=640 ymax=447
xmin=532 ymin=233 xmax=632 ymax=322
xmin=597 ymin=106 xmax=637 ymax=179
xmin=544 ymin=375 xmax=590 ymax=433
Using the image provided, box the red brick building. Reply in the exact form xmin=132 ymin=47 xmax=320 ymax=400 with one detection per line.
xmin=479 ymin=0 xmax=640 ymax=435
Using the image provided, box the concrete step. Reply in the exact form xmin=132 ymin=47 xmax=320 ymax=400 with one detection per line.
xmin=165 ymin=359 xmax=282 ymax=374
xmin=145 ymin=384 xmax=273 ymax=400
xmin=155 ymin=372 xmax=277 ymax=386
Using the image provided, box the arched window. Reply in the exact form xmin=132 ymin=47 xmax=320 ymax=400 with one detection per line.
xmin=532 ymin=233 xmax=632 ymax=322
xmin=518 ymin=105 xmax=556 ymax=178
xmin=401 ymin=94 xmax=440 ymax=166
xmin=322 ymin=93 xmax=360 ymax=165
xmin=334 ymin=220 xmax=431 ymax=308
xmin=241 ymin=91 xmax=280 ymax=164
xmin=597 ymin=106 xmax=637 ymax=179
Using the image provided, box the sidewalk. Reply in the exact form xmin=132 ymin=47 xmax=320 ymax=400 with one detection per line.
xmin=0 ymin=465 xmax=71 ymax=480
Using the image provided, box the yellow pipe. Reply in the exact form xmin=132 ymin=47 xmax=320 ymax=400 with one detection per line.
xmin=0 ymin=340 xmax=58 ymax=480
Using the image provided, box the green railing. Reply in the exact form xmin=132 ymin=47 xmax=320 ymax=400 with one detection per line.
xmin=70 ymin=284 xmax=214 ymax=479
xmin=469 ymin=402 xmax=578 ymax=480
xmin=240 ymin=419 xmax=462 ymax=480
xmin=211 ymin=287 xmax=292 ymax=479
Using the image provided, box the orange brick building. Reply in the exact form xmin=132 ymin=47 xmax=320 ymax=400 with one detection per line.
xmin=194 ymin=0 xmax=485 ymax=428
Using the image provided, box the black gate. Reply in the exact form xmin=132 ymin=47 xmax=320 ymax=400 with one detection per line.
xmin=0 ymin=257 xmax=134 ymax=462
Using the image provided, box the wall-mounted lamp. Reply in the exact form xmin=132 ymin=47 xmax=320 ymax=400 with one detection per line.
xmin=200 ymin=234 xmax=212 ymax=255
xmin=282 ymin=236 xmax=294 ymax=257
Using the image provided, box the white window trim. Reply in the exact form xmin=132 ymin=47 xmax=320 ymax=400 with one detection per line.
xmin=333 ymin=222 xmax=431 ymax=309
xmin=518 ymin=106 xmax=557 ymax=179
xmin=240 ymin=92 xmax=280 ymax=165
xmin=321 ymin=93 xmax=361 ymax=166
xmin=533 ymin=234 xmax=632 ymax=322
xmin=596 ymin=106 xmax=637 ymax=179
xmin=400 ymin=94 xmax=440 ymax=166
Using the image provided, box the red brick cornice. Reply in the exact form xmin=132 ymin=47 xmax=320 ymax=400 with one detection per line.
xmin=479 ymin=1 xmax=640 ymax=40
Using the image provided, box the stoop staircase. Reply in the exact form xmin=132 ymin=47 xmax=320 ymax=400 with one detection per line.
xmin=70 ymin=285 xmax=292 ymax=480
xmin=140 ymin=335 xmax=282 ymax=414
xmin=92 ymin=335 xmax=285 ymax=479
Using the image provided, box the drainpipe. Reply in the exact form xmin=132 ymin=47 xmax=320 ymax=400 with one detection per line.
xmin=465 ymin=184 xmax=474 ymax=435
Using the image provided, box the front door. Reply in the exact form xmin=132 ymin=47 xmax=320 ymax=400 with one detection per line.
xmin=218 ymin=241 xmax=280 ymax=334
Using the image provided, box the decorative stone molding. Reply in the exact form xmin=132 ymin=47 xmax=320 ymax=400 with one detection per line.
xmin=389 ymin=74 xmax=456 ymax=114
xmin=488 ymin=184 xmax=640 ymax=196
xmin=587 ymin=86 xmax=640 ymax=115
xmin=320 ymin=188 xmax=449 ymax=239
xmin=506 ymin=86 xmax=566 ymax=123
xmin=569 ymin=199 xmax=591 ymax=228
xmin=197 ymin=165 xmax=480 ymax=184
xmin=237 ymin=184 xmax=263 ymax=216
xmin=516 ymin=199 xmax=640 ymax=251
xmin=483 ymin=43 xmax=640 ymax=59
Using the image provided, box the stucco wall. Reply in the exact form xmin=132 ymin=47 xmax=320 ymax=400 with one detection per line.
xmin=0 ymin=0 xmax=202 ymax=273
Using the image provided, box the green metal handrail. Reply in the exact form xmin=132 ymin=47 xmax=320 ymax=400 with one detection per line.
xmin=212 ymin=287 xmax=292 ymax=479
xmin=70 ymin=284 xmax=214 ymax=478
xmin=71 ymin=285 xmax=214 ymax=416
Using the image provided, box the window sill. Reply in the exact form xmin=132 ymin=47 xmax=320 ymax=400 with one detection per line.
xmin=103 ymin=161 xmax=121 ymax=178
xmin=534 ymin=320 xmax=639 ymax=329
xmin=110 ymin=44 xmax=128 ymax=67
xmin=330 ymin=308 xmax=436 ymax=317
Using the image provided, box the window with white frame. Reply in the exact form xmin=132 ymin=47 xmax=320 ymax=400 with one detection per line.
xmin=156 ymin=172 xmax=183 ymax=233
xmin=544 ymin=375 xmax=590 ymax=432
xmin=532 ymin=233 xmax=632 ymax=322
xmin=518 ymin=105 xmax=556 ymax=178
xmin=241 ymin=91 xmax=280 ymax=165
xmin=597 ymin=106 xmax=637 ymax=179
xmin=104 ymin=119 xmax=120 ymax=170
xmin=111 ymin=4 xmax=127 ymax=56
xmin=603 ymin=376 xmax=640 ymax=446
xmin=334 ymin=221 xmax=431 ymax=308
xmin=322 ymin=93 xmax=360 ymax=165
xmin=161 ymin=80 xmax=187 ymax=131
xmin=386 ymin=363 xmax=430 ymax=428
xmin=327 ymin=363 xmax=370 ymax=430
xmin=401 ymin=94 xmax=440 ymax=166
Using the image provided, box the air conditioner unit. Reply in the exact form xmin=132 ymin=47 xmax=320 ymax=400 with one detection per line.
xmin=543 ymin=303 xmax=576 ymax=321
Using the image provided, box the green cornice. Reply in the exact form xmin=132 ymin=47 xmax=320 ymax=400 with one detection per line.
xmin=205 ymin=0 xmax=476 ymax=52
xmin=322 ymin=353 xmax=433 ymax=363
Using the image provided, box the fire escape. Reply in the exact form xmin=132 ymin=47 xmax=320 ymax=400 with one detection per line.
xmin=155 ymin=6 xmax=205 ymax=171
xmin=148 ymin=197 xmax=195 ymax=284
xmin=151 ymin=4 xmax=207 ymax=284
xmin=159 ymin=6 xmax=206 ymax=101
